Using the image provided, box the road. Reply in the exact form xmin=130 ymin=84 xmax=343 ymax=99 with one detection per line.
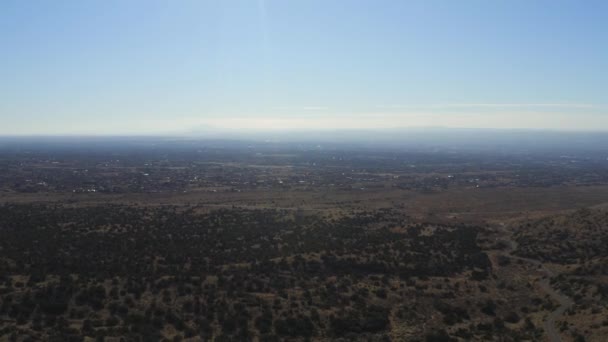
xmin=502 ymin=236 xmax=574 ymax=342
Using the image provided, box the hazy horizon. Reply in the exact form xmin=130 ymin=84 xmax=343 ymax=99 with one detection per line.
xmin=5 ymin=125 xmax=608 ymax=138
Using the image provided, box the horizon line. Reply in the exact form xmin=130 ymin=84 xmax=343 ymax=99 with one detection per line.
xmin=3 ymin=126 xmax=608 ymax=138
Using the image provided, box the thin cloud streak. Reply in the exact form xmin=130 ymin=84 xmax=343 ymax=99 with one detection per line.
xmin=376 ymin=103 xmax=600 ymax=109
xmin=273 ymin=106 xmax=330 ymax=111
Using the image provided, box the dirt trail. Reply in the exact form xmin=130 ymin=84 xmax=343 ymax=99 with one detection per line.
xmin=503 ymin=236 xmax=574 ymax=342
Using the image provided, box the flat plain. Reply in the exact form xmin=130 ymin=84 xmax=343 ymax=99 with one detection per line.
xmin=1 ymin=139 xmax=607 ymax=341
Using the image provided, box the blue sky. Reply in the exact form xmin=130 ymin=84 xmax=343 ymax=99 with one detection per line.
xmin=1 ymin=0 xmax=607 ymax=134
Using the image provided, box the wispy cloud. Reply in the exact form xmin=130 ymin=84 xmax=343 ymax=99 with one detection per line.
xmin=273 ymin=106 xmax=330 ymax=111
xmin=376 ymin=103 xmax=601 ymax=109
